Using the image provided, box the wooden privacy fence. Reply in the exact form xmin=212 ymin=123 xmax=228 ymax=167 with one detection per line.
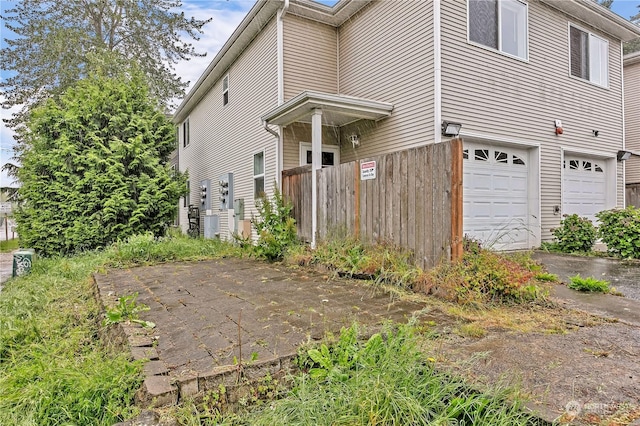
xmin=282 ymin=139 xmax=463 ymax=269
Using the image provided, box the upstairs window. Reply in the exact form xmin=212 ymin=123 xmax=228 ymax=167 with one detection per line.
xmin=182 ymin=118 xmax=190 ymax=147
xmin=223 ymin=75 xmax=229 ymax=106
xmin=254 ymin=151 xmax=265 ymax=198
xmin=570 ymin=25 xmax=608 ymax=87
xmin=468 ymin=0 xmax=528 ymax=60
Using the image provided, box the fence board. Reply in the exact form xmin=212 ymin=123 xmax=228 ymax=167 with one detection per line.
xmin=282 ymin=140 xmax=461 ymax=269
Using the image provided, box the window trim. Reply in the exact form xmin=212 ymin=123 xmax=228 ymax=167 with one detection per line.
xmin=466 ymin=0 xmax=529 ymax=62
xmin=253 ymin=150 xmax=265 ymax=198
xmin=298 ymin=142 xmax=340 ymax=167
xmin=222 ymin=74 xmax=229 ymax=106
xmin=182 ymin=118 xmax=190 ymax=148
xmin=567 ymin=23 xmax=609 ymax=89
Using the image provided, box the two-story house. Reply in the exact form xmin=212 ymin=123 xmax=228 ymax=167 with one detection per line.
xmin=624 ymin=50 xmax=640 ymax=206
xmin=173 ymin=0 xmax=640 ymax=251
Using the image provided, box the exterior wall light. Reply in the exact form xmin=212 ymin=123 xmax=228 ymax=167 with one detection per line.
xmin=349 ymin=134 xmax=360 ymax=148
xmin=554 ymin=119 xmax=563 ymax=135
xmin=441 ymin=121 xmax=462 ymax=137
xmin=617 ymin=150 xmax=632 ymax=161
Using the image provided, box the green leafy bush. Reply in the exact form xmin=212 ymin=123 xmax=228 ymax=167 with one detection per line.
xmin=551 ymin=214 xmax=596 ymax=253
xmin=596 ymin=206 xmax=640 ymax=259
xmin=15 ymin=72 xmax=186 ymax=256
xmin=568 ymin=274 xmax=610 ymax=293
xmin=252 ymin=187 xmax=298 ymax=261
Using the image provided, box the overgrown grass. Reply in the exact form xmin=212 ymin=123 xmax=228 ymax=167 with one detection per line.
xmin=290 ymin=236 xmax=551 ymax=305
xmin=227 ymin=323 xmax=538 ymax=425
xmin=288 ymin=237 xmax=420 ymax=289
xmin=0 ymin=232 xmax=250 ymax=425
xmin=0 ymin=238 xmax=19 ymax=252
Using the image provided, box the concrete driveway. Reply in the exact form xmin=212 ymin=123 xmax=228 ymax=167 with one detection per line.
xmin=533 ymin=251 xmax=640 ymax=327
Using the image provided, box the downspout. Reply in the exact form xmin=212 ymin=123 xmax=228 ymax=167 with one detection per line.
xmin=273 ymin=0 xmax=289 ymax=189
xmin=434 ymin=0 xmax=442 ymax=144
xmin=620 ymin=40 xmax=626 ymax=207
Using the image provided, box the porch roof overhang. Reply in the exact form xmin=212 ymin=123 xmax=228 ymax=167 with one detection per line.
xmin=261 ymin=91 xmax=394 ymax=127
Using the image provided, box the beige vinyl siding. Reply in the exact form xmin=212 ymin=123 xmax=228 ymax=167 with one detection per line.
xmin=179 ymin=18 xmax=278 ymax=238
xmin=625 ymin=61 xmax=640 ymax=184
xmin=441 ymin=0 xmax=624 ymax=240
xmin=338 ymin=0 xmax=435 ymax=162
xmin=283 ymin=14 xmax=337 ymax=101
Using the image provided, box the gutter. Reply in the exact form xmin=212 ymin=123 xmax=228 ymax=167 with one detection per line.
xmin=272 ymin=0 xmax=289 ymax=189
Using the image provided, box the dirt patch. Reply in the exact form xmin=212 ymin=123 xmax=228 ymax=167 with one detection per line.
xmin=428 ymin=320 xmax=640 ymax=424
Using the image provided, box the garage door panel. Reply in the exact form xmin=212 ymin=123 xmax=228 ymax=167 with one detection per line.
xmin=563 ymin=155 xmax=607 ymax=223
xmin=464 ymin=143 xmax=531 ymax=250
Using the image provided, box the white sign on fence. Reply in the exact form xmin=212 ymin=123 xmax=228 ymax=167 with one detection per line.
xmin=360 ymin=161 xmax=376 ymax=181
xmin=0 ymin=203 xmax=12 ymax=215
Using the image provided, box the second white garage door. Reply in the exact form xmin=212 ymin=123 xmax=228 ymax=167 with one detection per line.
xmin=463 ymin=143 xmax=532 ymax=250
xmin=563 ymin=156 xmax=608 ymax=223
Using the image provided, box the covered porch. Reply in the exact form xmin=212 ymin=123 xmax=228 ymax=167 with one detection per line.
xmin=262 ymin=91 xmax=394 ymax=247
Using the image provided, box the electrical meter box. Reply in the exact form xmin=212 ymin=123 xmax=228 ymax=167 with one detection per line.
xmin=200 ymin=179 xmax=211 ymax=210
xmin=218 ymin=173 xmax=233 ymax=211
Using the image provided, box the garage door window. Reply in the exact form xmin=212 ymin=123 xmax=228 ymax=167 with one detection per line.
xmin=464 ymin=148 xmax=525 ymax=166
xmin=564 ymin=160 xmax=604 ymax=173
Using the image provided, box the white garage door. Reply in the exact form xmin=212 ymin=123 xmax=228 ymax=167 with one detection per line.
xmin=463 ymin=143 xmax=531 ymax=250
xmin=563 ymin=156 xmax=607 ymax=223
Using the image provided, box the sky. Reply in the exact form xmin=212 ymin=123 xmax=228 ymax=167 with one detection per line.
xmin=0 ymin=0 xmax=639 ymax=187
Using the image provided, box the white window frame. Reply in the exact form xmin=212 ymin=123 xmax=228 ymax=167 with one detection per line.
xmin=299 ymin=142 xmax=340 ymax=167
xmin=222 ymin=74 xmax=229 ymax=106
xmin=568 ymin=24 xmax=609 ymax=88
xmin=467 ymin=0 xmax=529 ymax=61
xmin=182 ymin=118 xmax=190 ymax=148
xmin=253 ymin=150 xmax=265 ymax=198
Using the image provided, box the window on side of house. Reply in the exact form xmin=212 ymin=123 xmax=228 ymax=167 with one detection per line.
xmin=299 ymin=142 xmax=340 ymax=167
xmin=223 ymin=75 xmax=229 ymax=106
xmin=254 ymin=151 xmax=265 ymax=198
xmin=468 ymin=0 xmax=528 ymax=60
xmin=569 ymin=25 xmax=608 ymax=87
xmin=183 ymin=118 xmax=190 ymax=147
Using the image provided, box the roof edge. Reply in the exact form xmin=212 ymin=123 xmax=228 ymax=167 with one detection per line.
xmin=173 ymin=1 xmax=282 ymax=124
xmin=624 ymin=50 xmax=640 ymax=66
xmin=540 ymin=0 xmax=640 ymax=42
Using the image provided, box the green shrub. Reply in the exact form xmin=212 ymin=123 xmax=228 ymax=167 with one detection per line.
xmin=252 ymin=187 xmax=298 ymax=261
xmin=551 ymin=214 xmax=596 ymax=253
xmin=596 ymin=206 xmax=640 ymax=259
xmin=568 ymin=274 xmax=610 ymax=293
xmin=15 ymin=72 xmax=186 ymax=257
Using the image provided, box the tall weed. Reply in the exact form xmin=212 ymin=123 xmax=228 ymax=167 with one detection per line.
xmin=245 ymin=323 xmax=536 ymax=425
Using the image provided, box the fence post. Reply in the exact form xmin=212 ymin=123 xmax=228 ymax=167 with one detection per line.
xmin=450 ymin=138 xmax=464 ymax=261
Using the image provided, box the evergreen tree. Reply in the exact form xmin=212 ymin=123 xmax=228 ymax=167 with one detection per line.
xmin=15 ymin=71 xmax=186 ymax=256
xmin=1 ymin=0 xmax=210 ymax=131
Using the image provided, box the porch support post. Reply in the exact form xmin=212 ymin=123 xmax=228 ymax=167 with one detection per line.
xmin=311 ymin=108 xmax=322 ymax=249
